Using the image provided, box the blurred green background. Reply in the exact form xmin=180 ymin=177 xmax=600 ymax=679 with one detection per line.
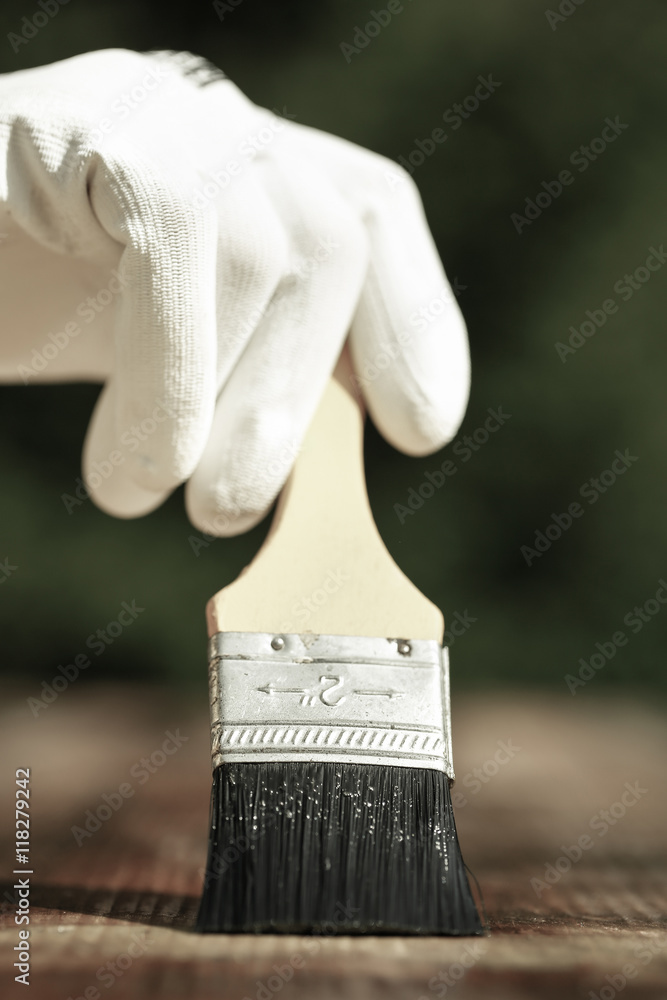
xmin=0 ymin=0 xmax=665 ymax=697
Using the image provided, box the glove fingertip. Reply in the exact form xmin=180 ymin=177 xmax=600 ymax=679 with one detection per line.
xmin=185 ymin=484 xmax=272 ymax=539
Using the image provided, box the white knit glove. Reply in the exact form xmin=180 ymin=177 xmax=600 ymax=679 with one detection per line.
xmin=0 ymin=49 xmax=470 ymax=535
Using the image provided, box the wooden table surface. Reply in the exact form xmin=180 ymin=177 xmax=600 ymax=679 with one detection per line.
xmin=1 ymin=686 xmax=665 ymax=1000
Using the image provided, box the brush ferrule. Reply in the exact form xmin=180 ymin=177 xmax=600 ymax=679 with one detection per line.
xmin=207 ymin=632 xmax=453 ymax=775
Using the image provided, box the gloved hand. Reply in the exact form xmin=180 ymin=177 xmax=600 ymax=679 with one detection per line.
xmin=0 ymin=49 xmax=470 ymax=536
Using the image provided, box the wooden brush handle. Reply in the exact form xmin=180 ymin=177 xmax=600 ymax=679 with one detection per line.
xmin=207 ymin=348 xmax=444 ymax=642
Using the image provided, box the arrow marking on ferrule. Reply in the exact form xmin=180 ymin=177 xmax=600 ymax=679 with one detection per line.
xmin=353 ymin=689 xmax=404 ymax=699
xmin=257 ymin=683 xmax=309 ymax=695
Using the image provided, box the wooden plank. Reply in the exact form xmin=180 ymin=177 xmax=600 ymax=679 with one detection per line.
xmin=1 ymin=688 xmax=666 ymax=999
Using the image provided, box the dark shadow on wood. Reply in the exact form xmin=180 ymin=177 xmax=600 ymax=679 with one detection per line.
xmin=1 ymin=881 xmax=199 ymax=930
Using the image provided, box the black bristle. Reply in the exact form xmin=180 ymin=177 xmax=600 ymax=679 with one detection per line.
xmin=196 ymin=762 xmax=483 ymax=935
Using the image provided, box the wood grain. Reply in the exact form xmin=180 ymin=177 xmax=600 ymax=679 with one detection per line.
xmin=1 ymin=687 xmax=666 ymax=999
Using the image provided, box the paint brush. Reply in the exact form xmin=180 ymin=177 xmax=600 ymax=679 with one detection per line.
xmin=196 ymin=349 xmax=482 ymax=934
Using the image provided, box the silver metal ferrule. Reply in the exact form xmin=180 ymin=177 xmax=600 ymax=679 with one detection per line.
xmin=207 ymin=632 xmax=453 ymax=776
